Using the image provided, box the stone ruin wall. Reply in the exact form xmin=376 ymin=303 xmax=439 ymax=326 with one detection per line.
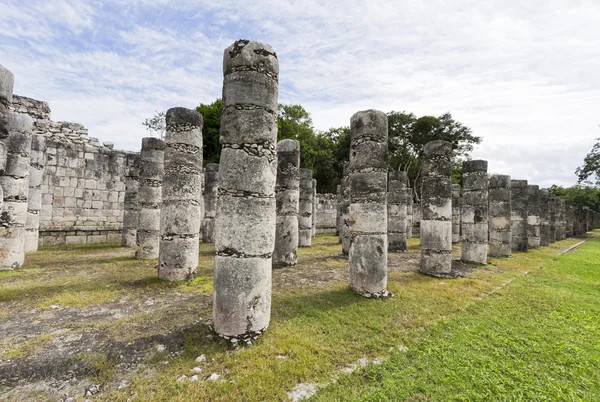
xmin=11 ymin=95 xmax=135 ymax=245
xmin=315 ymin=193 xmax=337 ymax=234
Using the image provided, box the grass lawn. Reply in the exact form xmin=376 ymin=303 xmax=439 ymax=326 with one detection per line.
xmin=313 ymin=233 xmax=600 ymax=401
xmin=0 ymin=232 xmax=597 ymax=401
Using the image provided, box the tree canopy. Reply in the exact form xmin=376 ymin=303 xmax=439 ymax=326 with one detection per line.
xmin=575 ymin=138 xmax=600 ymax=185
xmin=143 ymin=102 xmax=481 ymax=195
xmin=549 ymin=184 xmax=600 ymax=211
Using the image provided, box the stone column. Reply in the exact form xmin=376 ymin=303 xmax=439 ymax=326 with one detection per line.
xmin=298 ymin=168 xmax=313 ymax=247
xmin=526 ymin=185 xmax=541 ymax=249
xmin=406 ymin=187 xmax=414 ymax=239
xmin=341 ymin=164 xmax=351 ymax=256
xmin=158 ymin=107 xmax=203 ymax=281
xmin=24 ymin=134 xmax=46 ymax=252
xmin=488 ymin=174 xmax=511 ymax=258
xmin=273 ymin=139 xmax=299 ymax=267
xmin=539 ymin=189 xmax=550 ymax=246
xmin=387 ymin=170 xmax=407 ymax=252
xmin=0 ymin=111 xmax=33 ymax=270
xmin=348 ymin=109 xmax=391 ymax=297
xmin=122 ymin=153 xmax=140 ymax=248
xmin=135 ymin=137 xmax=165 ymax=260
xmin=311 ymin=179 xmax=317 ymax=238
xmin=0 ymin=65 xmax=13 ymax=139
xmin=213 ymin=40 xmax=278 ymax=340
xmin=336 ymin=184 xmax=342 ymax=240
xmin=565 ymin=202 xmax=574 ymax=238
xmin=556 ymin=198 xmax=566 ymax=240
xmin=202 ymin=163 xmax=219 ymax=243
xmin=451 ymin=184 xmax=461 ymax=244
xmin=548 ymin=196 xmax=557 ymax=243
xmin=510 ymin=180 xmax=528 ymax=252
xmin=461 ymin=160 xmax=488 ymax=264
xmin=420 ymin=140 xmax=453 ymax=276
xmin=575 ymin=205 xmax=585 ymax=236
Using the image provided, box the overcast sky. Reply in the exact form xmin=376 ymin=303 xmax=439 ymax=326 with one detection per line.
xmin=1 ymin=0 xmax=598 ymax=188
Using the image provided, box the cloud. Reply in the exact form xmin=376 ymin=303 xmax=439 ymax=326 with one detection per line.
xmin=1 ymin=0 xmax=599 ymax=187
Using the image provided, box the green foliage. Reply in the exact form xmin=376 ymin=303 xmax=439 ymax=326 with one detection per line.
xmin=576 ymin=138 xmax=600 ymax=185
xmin=142 ymin=111 xmax=166 ymax=140
xmin=185 ymin=100 xmax=479 ymax=193
xmin=196 ymin=99 xmax=223 ymax=166
xmin=549 ymin=184 xmax=600 ymax=211
xmin=387 ymin=111 xmax=481 ymax=198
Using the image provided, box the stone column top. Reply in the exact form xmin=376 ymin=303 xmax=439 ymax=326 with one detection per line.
xmin=276 ymin=139 xmax=300 ymax=153
xmin=489 ymin=174 xmax=511 ymax=188
xmin=389 ymin=170 xmax=408 ymax=182
xmin=424 ymin=140 xmax=452 ymax=155
xmin=166 ymin=107 xmax=203 ymax=129
xmin=350 ymin=109 xmax=387 ymax=142
xmin=511 ymin=179 xmax=528 ymax=188
xmin=462 ymin=159 xmax=488 ymax=172
xmin=7 ymin=111 xmax=33 ymax=134
xmin=223 ymin=40 xmax=279 ymax=80
xmin=299 ymin=168 xmax=313 ymax=179
xmin=141 ymin=137 xmax=166 ymax=150
xmin=205 ymin=163 xmax=219 ymax=172
xmin=0 ymin=64 xmax=14 ymax=103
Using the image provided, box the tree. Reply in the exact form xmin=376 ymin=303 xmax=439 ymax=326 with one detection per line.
xmin=196 ymin=99 xmax=222 ymax=165
xmin=387 ymin=111 xmax=481 ymax=200
xmin=575 ymin=138 xmax=600 ymax=185
xmin=277 ymin=104 xmax=343 ymax=193
xmin=549 ymin=184 xmax=600 ymax=211
xmin=142 ymin=111 xmax=166 ymax=140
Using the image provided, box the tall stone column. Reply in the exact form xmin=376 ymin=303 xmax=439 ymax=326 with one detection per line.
xmin=387 ymin=170 xmax=407 ymax=252
xmin=273 ymin=139 xmax=299 ymax=267
xmin=461 ymin=160 xmax=488 ymax=264
xmin=510 ymin=180 xmax=528 ymax=252
xmin=548 ymin=196 xmax=557 ymax=243
xmin=348 ymin=110 xmax=391 ymax=297
xmin=158 ymin=107 xmax=203 ymax=281
xmin=336 ymin=184 xmax=342 ymax=240
xmin=526 ymin=185 xmax=541 ymax=248
xmin=311 ymin=179 xmax=317 ymax=238
xmin=341 ymin=164 xmax=351 ymax=255
xmin=0 ymin=65 xmax=13 ymax=139
xmin=135 ymin=137 xmax=165 ymax=260
xmin=565 ymin=202 xmax=574 ymax=238
xmin=451 ymin=184 xmax=461 ymax=244
xmin=420 ymin=140 xmax=452 ymax=276
xmin=122 ymin=153 xmax=140 ymax=248
xmin=213 ymin=40 xmax=278 ymax=340
xmin=298 ymin=168 xmax=313 ymax=247
xmin=406 ymin=187 xmax=414 ymax=239
xmin=556 ymin=198 xmax=566 ymax=240
xmin=574 ymin=205 xmax=585 ymax=236
xmin=539 ymin=189 xmax=550 ymax=246
xmin=488 ymin=174 xmax=511 ymax=258
xmin=24 ymin=134 xmax=46 ymax=252
xmin=202 ymin=163 xmax=219 ymax=243
xmin=0 ymin=112 xmax=33 ymax=270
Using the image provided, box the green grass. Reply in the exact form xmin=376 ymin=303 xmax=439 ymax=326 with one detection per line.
xmin=2 ymin=233 xmax=597 ymax=402
xmin=312 ymin=234 xmax=600 ymax=401
xmin=96 ymin=235 xmax=589 ymax=401
xmin=0 ymin=242 xmax=216 ymax=308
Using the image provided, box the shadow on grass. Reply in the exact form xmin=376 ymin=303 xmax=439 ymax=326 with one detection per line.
xmin=273 ymin=286 xmax=369 ymax=321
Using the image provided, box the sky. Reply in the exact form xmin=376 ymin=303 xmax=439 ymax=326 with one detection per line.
xmin=1 ymin=0 xmax=599 ymax=188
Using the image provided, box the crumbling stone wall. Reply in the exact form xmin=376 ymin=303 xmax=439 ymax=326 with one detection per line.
xmin=11 ymin=95 xmax=134 ymax=245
